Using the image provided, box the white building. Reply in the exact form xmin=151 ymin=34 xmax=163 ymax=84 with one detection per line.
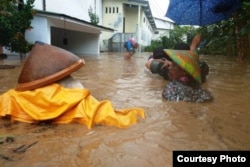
xmin=101 ymin=0 xmax=157 ymax=52
xmin=25 ymin=0 xmax=112 ymax=56
xmin=3 ymin=0 xmax=172 ymax=55
xmin=149 ymin=0 xmax=174 ymax=40
xmin=152 ymin=17 xmax=174 ymax=41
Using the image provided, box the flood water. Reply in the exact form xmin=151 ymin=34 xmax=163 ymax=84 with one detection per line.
xmin=0 ymin=52 xmax=250 ymax=167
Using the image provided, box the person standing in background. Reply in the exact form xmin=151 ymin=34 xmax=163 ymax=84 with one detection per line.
xmin=124 ymin=38 xmax=139 ymax=58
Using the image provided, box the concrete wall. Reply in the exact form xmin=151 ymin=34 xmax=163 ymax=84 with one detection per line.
xmin=12 ymin=0 xmax=156 ymax=55
xmin=4 ymin=15 xmax=51 ymax=55
xmin=102 ymin=0 xmax=154 ymax=50
xmin=152 ymin=18 xmax=173 ymax=40
xmin=102 ymin=0 xmax=123 ymax=32
xmin=139 ymin=8 xmax=153 ymax=46
xmin=25 ymin=16 xmax=51 ymax=44
xmin=32 ymin=0 xmax=103 ymax=25
xmin=124 ymin=7 xmax=138 ymax=33
xmin=51 ymin=27 xmax=100 ymax=56
xmin=25 ymin=14 xmax=100 ymax=56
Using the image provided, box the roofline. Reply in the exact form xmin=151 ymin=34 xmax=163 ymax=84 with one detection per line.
xmin=154 ymin=17 xmax=174 ymax=23
xmin=35 ymin=10 xmax=115 ymax=32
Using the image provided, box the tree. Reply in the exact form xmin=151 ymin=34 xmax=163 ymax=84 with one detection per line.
xmin=234 ymin=0 xmax=250 ymax=61
xmin=161 ymin=25 xmax=198 ymax=49
xmin=88 ymin=6 xmax=99 ymax=25
xmin=0 ymin=0 xmax=35 ymax=55
xmin=145 ymin=26 xmax=199 ymax=52
xmin=198 ymin=0 xmax=250 ymax=61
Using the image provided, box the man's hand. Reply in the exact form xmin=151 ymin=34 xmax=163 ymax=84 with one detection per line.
xmin=161 ymin=59 xmax=171 ymax=69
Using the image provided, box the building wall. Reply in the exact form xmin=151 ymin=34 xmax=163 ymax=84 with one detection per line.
xmin=152 ymin=18 xmax=173 ymax=40
xmin=124 ymin=7 xmax=138 ymax=33
xmin=32 ymin=0 xmax=103 ymax=25
xmin=23 ymin=0 xmax=155 ymax=54
xmin=4 ymin=15 xmax=51 ymax=55
xmin=139 ymin=9 xmax=153 ymax=46
xmin=23 ymin=0 xmax=103 ymax=55
xmin=25 ymin=16 xmax=51 ymax=44
xmin=51 ymin=27 xmax=100 ymax=56
xmin=102 ymin=0 xmax=123 ymax=32
xmin=4 ymin=0 xmax=117 ymax=55
xmin=25 ymin=14 xmax=100 ymax=55
xmin=101 ymin=0 xmax=124 ymax=47
xmin=102 ymin=0 xmax=154 ymax=51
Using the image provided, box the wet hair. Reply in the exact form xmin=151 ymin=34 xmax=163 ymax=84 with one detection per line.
xmin=173 ymin=43 xmax=190 ymax=50
xmin=152 ymin=43 xmax=191 ymax=60
xmin=133 ymin=42 xmax=139 ymax=49
xmin=152 ymin=46 xmax=167 ymax=59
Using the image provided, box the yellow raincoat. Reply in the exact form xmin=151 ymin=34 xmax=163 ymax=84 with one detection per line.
xmin=0 ymin=84 xmax=145 ymax=129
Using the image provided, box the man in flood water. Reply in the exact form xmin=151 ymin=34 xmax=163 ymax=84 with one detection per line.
xmin=161 ymin=49 xmax=213 ymax=102
xmin=145 ymin=34 xmax=209 ymax=83
xmin=144 ymin=34 xmax=212 ymax=102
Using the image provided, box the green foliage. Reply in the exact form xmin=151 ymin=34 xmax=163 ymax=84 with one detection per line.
xmin=88 ymin=6 xmax=99 ymax=25
xmin=198 ymin=22 xmax=235 ymax=55
xmin=162 ymin=25 xmax=198 ymax=48
xmin=198 ymin=0 xmax=250 ymax=57
xmin=0 ymin=0 xmax=35 ymax=54
xmin=144 ymin=39 xmax=162 ymax=52
xmin=239 ymin=1 xmax=250 ymax=36
xmin=146 ymin=0 xmax=250 ymax=60
xmin=145 ymin=25 xmax=199 ymax=52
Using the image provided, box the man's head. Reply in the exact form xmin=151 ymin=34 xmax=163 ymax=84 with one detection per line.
xmin=152 ymin=46 xmax=167 ymax=59
xmin=173 ymin=43 xmax=190 ymax=50
xmin=133 ymin=42 xmax=139 ymax=49
xmin=163 ymin=49 xmax=201 ymax=83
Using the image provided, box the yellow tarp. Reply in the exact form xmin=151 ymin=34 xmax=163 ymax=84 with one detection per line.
xmin=0 ymin=84 xmax=145 ymax=129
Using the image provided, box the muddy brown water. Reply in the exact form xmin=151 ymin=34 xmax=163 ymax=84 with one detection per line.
xmin=0 ymin=52 xmax=250 ymax=167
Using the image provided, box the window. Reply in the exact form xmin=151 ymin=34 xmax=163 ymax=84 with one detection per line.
xmin=106 ymin=6 xmax=119 ymax=14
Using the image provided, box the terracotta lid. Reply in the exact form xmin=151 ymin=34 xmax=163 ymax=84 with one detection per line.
xmin=16 ymin=42 xmax=85 ymax=91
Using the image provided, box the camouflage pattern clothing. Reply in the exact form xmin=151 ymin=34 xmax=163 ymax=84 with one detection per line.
xmin=162 ymin=80 xmax=213 ymax=102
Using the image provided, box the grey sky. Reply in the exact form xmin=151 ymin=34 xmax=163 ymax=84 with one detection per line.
xmin=149 ymin=0 xmax=169 ymax=19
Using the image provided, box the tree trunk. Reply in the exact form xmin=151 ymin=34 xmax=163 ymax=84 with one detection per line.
xmin=234 ymin=11 xmax=250 ymax=62
xmin=236 ymin=35 xmax=249 ymax=62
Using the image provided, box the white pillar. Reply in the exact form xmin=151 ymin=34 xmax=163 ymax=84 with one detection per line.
xmin=137 ymin=5 xmax=141 ymax=53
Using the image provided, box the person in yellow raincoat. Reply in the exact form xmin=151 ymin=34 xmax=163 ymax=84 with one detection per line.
xmin=0 ymin=42 xmax=145 ymax=129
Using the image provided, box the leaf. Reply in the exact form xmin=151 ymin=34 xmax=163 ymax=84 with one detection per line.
xmin=240 ymin=24 xmax=250 ymax=35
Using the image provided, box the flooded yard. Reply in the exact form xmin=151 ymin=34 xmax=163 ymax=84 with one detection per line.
xmin=0 ymin=52 xmax=250 ymax=167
